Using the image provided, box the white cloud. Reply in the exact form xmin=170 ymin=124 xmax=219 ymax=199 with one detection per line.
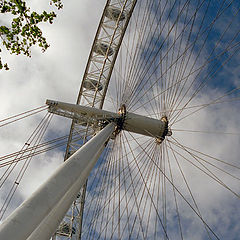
xmin=0 ymin=0 xmax=240 ymax=239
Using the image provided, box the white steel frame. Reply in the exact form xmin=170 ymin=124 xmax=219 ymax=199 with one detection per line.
xmin=56 ymin=0 xmax=137 ymax=239
xmin=0 ymin=123 xmax=116 ymax=240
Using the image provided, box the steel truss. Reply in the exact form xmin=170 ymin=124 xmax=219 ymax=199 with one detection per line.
xmin=55 ymin=1 xmax=137 ymax=239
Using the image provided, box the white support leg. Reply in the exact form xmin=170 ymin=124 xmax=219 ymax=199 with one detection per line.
xmin=27 ymin=168 xmax=86 ymax=240
xmin=0 ymin=123 xmax=115 ymax=240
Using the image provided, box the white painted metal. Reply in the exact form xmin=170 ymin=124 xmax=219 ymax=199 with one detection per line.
xmin=27 ymin=168 xmax=88 ymax=240
xmin=46 ymin=99 xmax=119 ymax=120
xmin=47 ymin=99 xmax=167 ymax=139
xmin=0 ymin=123 xmax=115 ymax=240
xmin=57 ymin=0 xmax=137 ymax=238
xmin=124 ymin=112 xmax=167 ymax=138
xmin=77 ymin=0 xmax=137 ymax=109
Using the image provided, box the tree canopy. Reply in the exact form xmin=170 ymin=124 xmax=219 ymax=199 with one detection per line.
xmin=0 ymin=0 xmax=63 ymax=70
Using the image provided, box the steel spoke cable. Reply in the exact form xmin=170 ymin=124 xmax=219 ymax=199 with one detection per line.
xmin=0 ymin=132 xmax=81 ymax=163
xmin=126 ymin=132 xmax=170 ymax=240
xmin=172 ymin=129 xmax=240 ymax=136
xmin=165 ymin=0 xmax=203 ymax=108
xmin=127 ymin=1 xmax=184 ymax=108
xmin=118 ymin=134 xmax=131 ymax=238
xmin=169 ymin=137 xmax=240 ymax=199
xmin=110 ymin=136 xmax=119 ymax=238
xmin=164 ymin=142 xmax=184 ymax=240
xmin=167 ymin=0 xmax=211 ymax=113
xmin=0 ymin=105 xmax=47 ymax=123
xmin=113 ymin=25 xmax=155 ymax=116
xmin=83 ymin=135 xmax=150 ymax=219
xmin=130 ymin=39 xmax=240 ymax=115
xmin=120 ymin=0 xmax=151 ymax=98
xmin=163 ymin=142 xmax=168 ymax=237
xmin=165 ymin=0 xmax=191 ymax=112
xmin=123 ymin=0 xmax=170 ymax=104
xmin=168 ymin=140 xmax=240 ymax=170
xmin=169 ymin=26 xmax=240 ymax=123
xmin=169 ymin=5 xmax=240 ymax=120
xmin=167 ymin=138 xmax=240 ymax=181
xmin=82 ymin=136 xmax=152 ymax=223
xmin=158 ymin=0 xmax=185 ymax=116
xmin=126 ymin=0 xmax=166 ymax=99
xmin=84 ymin=141 xmax=116 ymax=239
xmin=166 ymin=141 xmax=214 ymax=239
xmin=119 ymin=0 xmax=162 ymax=117
xmin=163 ymin=1 xmax=174 ymax=114
xmin=170 ymin=85 xmax=240 ymax=126
xmin=144 ymin=96 xmax=240 ymax=117
xmin=165 ymin=0 xmax=197 ymax=102
xmin=84 ymin=137 xmax=156 ymax=239
xmin=127 ymin=0 xmax=208 ymax=109
xmin=110 ymin=135 xmax=149 ymax=239
xmin=128 ymin=0 xmax=180 ymax=92
xmin=167 ymin=0 xmax=218 ymax=111
xmin=114 ymin=137 xmax=157 ymax=240
xmin=127 ymin=0 xmax=236 ymax=111
xmin=0 ymin=113 xmax=53 ymax=220
xmin=132 ymin=10 xmax=166 ymax=120
xmin=122 ymin=0 xmax=166 ymax=98
xmin=128 ymin=132 xmax=220 ymax=240
xmin=0 ymin=106 xmax=48 ymax=128
xmin=117 ymin=134 xmax=122 ymax=239
xmin=101 ymin=137 xmax=156 ymax=240
xmin=98 ymin=138 xmax=119 ymax=239
xmin=154 ymin=144 xmax=163 ymax=240
xmin=82 ymin=136 xmax=155 ymax=238
xmin=149 ymin=145 xmax=165 ymax=239
xmin=126 ymin=139 xmax=158 ymax=239
xmin=84 ymin=141 xmax=114 ymax=201
xmin=88 ymin=139 xmax=155 ymax=240
xmin=0 ymin=112 xmax=51 ymax=188
xmin=144 ymin=144 xmax=160 ymax=238
xmin=85 ymin=138 xmax=119 ymax=239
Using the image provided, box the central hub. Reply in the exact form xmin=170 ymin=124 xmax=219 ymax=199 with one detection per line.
xmin=112 ymin=104 xmax=127 ymax=137
xmin=46 ymin=99 xmax=172 ymax=142
xmin=115 ymin=104 xmax=172 ymax=144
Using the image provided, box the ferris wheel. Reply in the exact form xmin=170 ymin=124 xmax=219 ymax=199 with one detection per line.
xmin=0 ymin=0 xmax=240 ymax=239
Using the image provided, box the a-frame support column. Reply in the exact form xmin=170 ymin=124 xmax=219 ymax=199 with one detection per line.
xmin=0 ymin=123 xmax=116 ymax=240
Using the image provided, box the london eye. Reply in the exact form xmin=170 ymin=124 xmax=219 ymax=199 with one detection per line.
xmin=0 ymin=0 xmax=240 ymax=239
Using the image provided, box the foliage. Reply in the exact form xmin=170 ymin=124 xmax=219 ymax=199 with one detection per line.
xmin=0 ymin=0 xmax=63 ymax=70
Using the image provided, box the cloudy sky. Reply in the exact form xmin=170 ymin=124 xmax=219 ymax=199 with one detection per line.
xmin=0 ymin=0 xmax=105 ymax=224
xmin=0 ymin=0 xmax=240 ymax=239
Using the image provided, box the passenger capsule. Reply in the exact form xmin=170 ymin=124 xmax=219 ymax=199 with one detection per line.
xmin=58 ymin=222 xmax=76 ymax=235
xmin=105 ymin=7 xmax=126 ymax=21
xmin=93 ymin=42 xmax=114 ymax=56
xmin=83 ymin=79 xmax=103 ymax=91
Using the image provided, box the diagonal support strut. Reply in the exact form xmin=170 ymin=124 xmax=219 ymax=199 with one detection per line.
xmin=0 ymin=123 xmax=116 ymax=240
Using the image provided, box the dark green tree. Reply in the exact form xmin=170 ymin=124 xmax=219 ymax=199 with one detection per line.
xmin=0 ymin=0 xmax=63 ymax=70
